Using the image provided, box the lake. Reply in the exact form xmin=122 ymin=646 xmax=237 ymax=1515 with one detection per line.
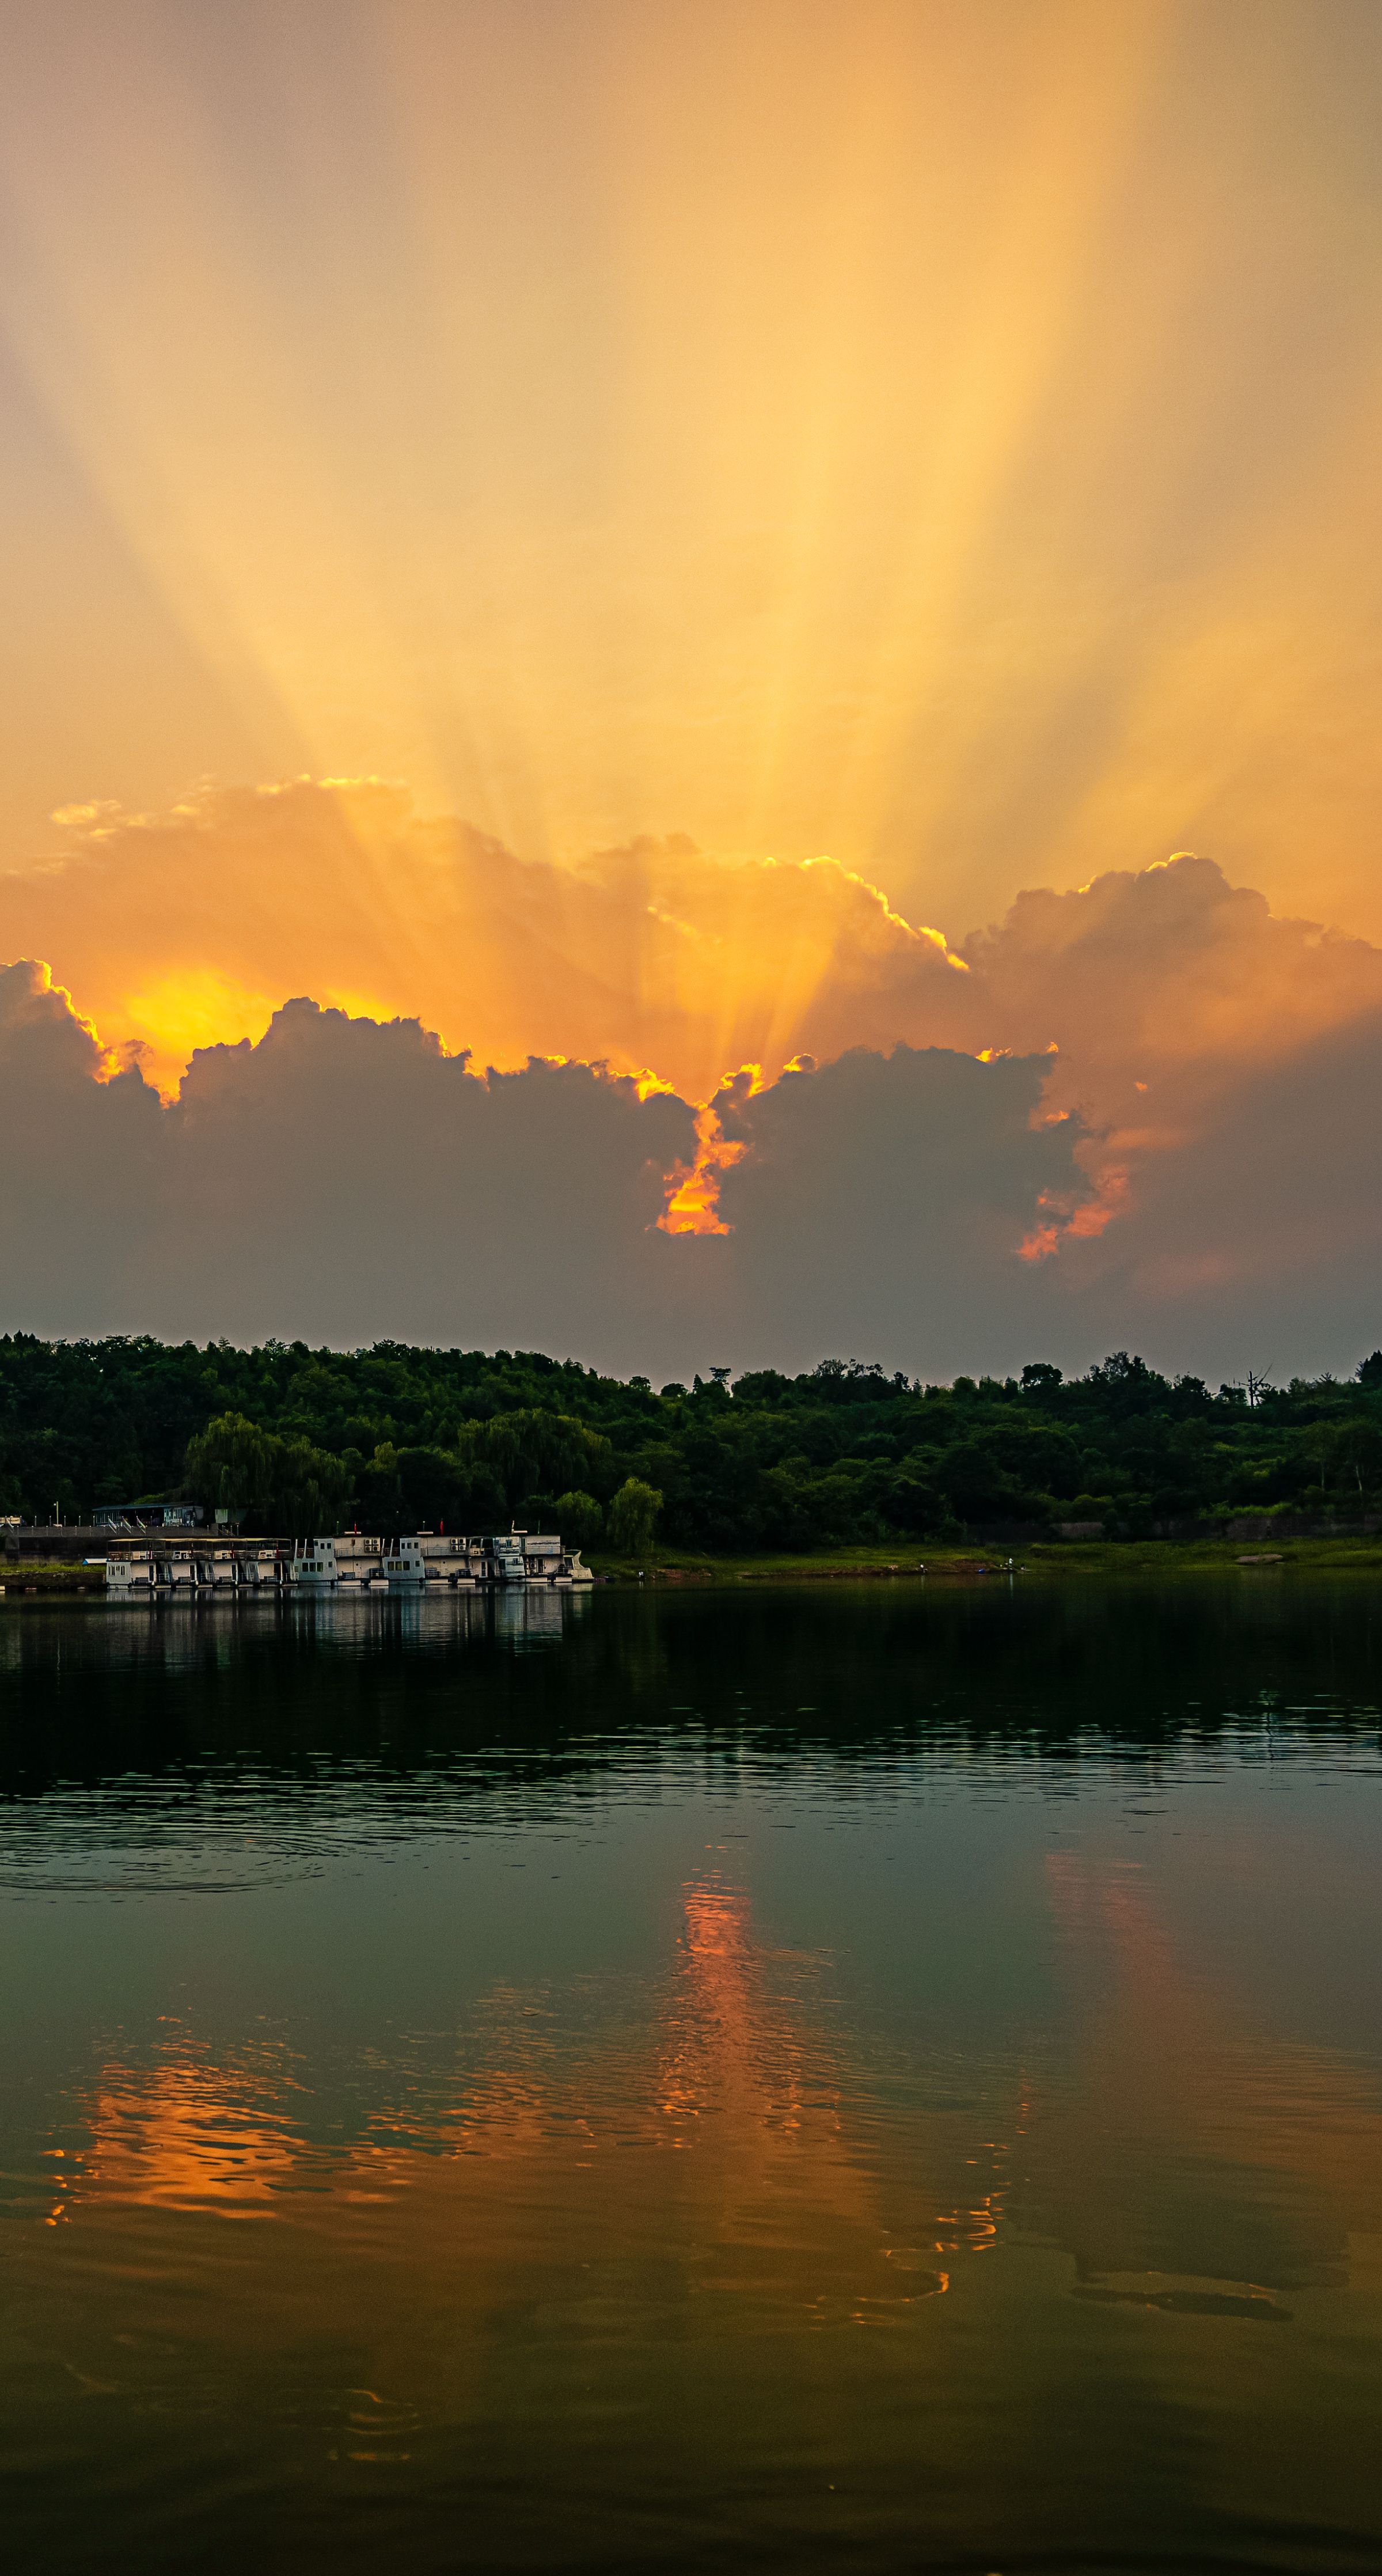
xmin=2 ymin=1578 xmax=1380 ymax=2573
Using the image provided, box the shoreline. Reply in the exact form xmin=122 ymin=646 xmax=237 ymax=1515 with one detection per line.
xmin=591 ymin=1535 xmax=1382 ymax=1582
xmin=7 ymin=1536 xmax=1382 ymax=1598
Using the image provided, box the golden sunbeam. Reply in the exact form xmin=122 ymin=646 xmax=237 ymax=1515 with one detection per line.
xmin=1 ymin=3 xmax=1380 ymax=939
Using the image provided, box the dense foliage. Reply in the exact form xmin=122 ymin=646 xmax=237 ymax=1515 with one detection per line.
xmin=3 ymin=1334 xmax=1382 ymax=1547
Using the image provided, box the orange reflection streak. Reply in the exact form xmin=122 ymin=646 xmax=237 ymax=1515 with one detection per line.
xmin=51 ymin=1850 xmax=1382 ymax=2340
xmin=59 ymin=2058 xmax=301 ymax=2220
xmin=52 ymin=1881 xmax=964 ymax=2338
xmin=1038 ymin=1851 xmax=1382 ymax=2292
xmin=656 ymin=1880 xmax=814 ymax=2133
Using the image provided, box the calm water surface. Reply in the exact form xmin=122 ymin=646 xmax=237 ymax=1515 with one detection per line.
xmin=2 ymin=1579 xmax=1380 ymax=2573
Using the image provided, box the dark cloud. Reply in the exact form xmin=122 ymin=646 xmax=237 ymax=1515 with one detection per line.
xmin=0 ymin=984 xmax=705 ymax=1365
xmin=0 ymin=976 xmax=1087 ymax=1376
xmin=3 ymin=956 xmax=1376 ymax=1382
xmin=165 ymin=1001 xmax=701 ymax=1355
xmin=0 ymin=961 xmax=162 ymax=1316
xmin=1051 ymin=1007 xmax=1382 ymax=1380
xmin=710 ymin=1045 xmax=1085 ymax=1376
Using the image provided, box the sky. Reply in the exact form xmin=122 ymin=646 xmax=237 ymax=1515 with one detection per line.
xmin=2 ymin=0 xmax=1380 ymax=1379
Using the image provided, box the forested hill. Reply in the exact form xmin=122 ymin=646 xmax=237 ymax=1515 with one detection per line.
xmin=2 ymin=1334 xmax=1381 ymax=1545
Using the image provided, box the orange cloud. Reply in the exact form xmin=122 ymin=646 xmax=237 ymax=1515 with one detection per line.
xmin=658 ymin=1104 xmax=748 ymax=1237
xmin=0 ymin=783 xmax=968 ymax=1101
xmin=7 ymin=787 xmax=1380 ymax=1142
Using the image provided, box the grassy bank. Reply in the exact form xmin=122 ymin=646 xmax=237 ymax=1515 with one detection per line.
xmin=0 ymin=1563 xmax=108 ymax=1594
xmin=6 ymin=1537 xmax=1382 ymax=1600
xmin=590 ymin=1535 xmax=1382 ymax=1582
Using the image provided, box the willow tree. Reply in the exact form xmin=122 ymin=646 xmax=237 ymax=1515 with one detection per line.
xmin=608 ymin=1477 xmax=662 ymax=1558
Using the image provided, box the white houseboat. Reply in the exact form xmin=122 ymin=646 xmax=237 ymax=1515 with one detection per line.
xmin=105 ymin=1525 xmax=593 ymax=1597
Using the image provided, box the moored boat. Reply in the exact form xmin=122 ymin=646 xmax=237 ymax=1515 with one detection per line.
xmin=105 ymin=1522 xmax=593 ymax=1596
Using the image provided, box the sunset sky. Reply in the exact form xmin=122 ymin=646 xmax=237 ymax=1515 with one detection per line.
xmin=3 ymin=0 xmax=1381 ymax=1377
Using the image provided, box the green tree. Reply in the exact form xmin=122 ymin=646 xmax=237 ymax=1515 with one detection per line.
xmin=358 ymin=1441 xmax=403 ymax=1531
xmin=185 ymin=1410 xmax=350 ymax=1535
xmin=272 ymin=1437 xmax=351 ymax=1539
xmin=1305 ymin=1416 xmax=1382 ymax=1507
xmin=185 ymin=1411 xmax=278 ymax=1520
xmin=608 ymin=1476 xmax=662 ymax=1557
xmin=455 ymin=1410 xmax=613 ymax=1512
xmin=552 ymin=1489 xmax=604 ymax=1551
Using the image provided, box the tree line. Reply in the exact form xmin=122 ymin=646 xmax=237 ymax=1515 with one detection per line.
xmin=2 ymin=1333 xmax=1381 ymax=1548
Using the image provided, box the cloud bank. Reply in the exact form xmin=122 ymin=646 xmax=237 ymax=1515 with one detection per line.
xmin=3 ymin=786 xmax=1379 ymax=1379
xmin=6 ymin=782 xmax=1381 ymax=1116
xmin=3 ymin=886 xmax=1379 ymax=1384
xmin=1 ymin=960 xmax=1097 ymax=1378
xmin=0 ymin=782 xmax=964 ymax=1097
xmin=0 ymin=966 xmax=698 ymax=1366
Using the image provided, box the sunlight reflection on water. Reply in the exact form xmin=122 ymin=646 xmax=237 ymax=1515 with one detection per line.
xmin=1 ymin=1582 xmax=1381 ymax=2571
